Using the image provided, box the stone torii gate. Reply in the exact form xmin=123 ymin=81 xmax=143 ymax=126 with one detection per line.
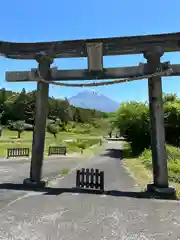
xmin=2 ymin=32 xmax=180 ymax=196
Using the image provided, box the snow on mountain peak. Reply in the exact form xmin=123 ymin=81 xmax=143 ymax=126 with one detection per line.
xmin=90 ymin=89 xmax=101 ymax=96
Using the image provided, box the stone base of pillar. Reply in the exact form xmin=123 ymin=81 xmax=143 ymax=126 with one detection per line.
xmin=147 ymin=184 xmax=176 ymax=199
xmin=23 ymin=178 xmax=47 ymax=189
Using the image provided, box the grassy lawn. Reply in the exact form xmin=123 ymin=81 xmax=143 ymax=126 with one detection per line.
xmin=123 ymin=142 xmax=180 ymax=196
xmin=0 ymin=128 xmax=102 ymax=158
xmin=82 ymin=142 xmax=104 ymax=157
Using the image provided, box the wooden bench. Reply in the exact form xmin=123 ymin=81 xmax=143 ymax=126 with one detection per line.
xmin=7 ymin=148 xmax=30 ymax=158
xmin=48 ymin=146 xmax=67 ymax=156
xmin=76 ymin=168 xmax=104 ymax=191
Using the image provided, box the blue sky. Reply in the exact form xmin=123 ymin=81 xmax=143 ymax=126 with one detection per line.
xmin=0 ymin=0 xmax=180 ymax=103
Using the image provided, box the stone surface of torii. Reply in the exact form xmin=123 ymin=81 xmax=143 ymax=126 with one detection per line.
xmin=1 ymin=31 xmax=179 ymax=197
xmin=0 ymin=31 xmax=180 ymax=59
xmin=5 ymin=63 xmax=180 ymax=82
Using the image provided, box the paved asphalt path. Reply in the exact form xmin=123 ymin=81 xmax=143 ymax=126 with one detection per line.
xmin=0 ymin=155 xmax=84 ymax=183
xmin=0 ymin=155 xmax=85 ymax=210
xmin=0 ymin=141 xmax=180 ymax=239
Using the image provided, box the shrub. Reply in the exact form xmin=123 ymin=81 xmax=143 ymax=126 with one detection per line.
xmin=115 ymin=102 xmax=150 ymax=155
xmin=138 ymin=144 xmax=180 ymax=183
xmin=115 ymin=97 xmax=180 ymax=155
xmin=23 ymin=123 xmax=33 ymax=131
xmin=164 ymin=102 xmax=180 ymax=147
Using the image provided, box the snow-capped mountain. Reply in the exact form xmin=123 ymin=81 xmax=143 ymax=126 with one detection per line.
xmin=68 ymin=90 xmax=119 ymax=112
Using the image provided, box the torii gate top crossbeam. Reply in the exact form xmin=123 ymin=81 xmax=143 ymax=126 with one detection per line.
xmin=1 ymin=32 xmax=180 ymax=60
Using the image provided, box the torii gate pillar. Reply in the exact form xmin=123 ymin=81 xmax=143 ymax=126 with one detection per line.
xmin=23 ymin=56 xmax=53 ymax=187
xmin=144 ymin=47 xmax=175 ymax=196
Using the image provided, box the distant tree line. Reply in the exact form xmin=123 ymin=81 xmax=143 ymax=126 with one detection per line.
xmin=0 ymin=88 xmax=108 ymax=137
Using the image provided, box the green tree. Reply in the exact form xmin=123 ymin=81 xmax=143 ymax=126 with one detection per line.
xmin=10 ymin=121 xmax=26 ymax=138
xmin=163 ymin=93 xmax=177 ymax=103
xmin=164 ymin=101 xmax=180 ymax=146
xmin=47 ymin=123 xmax=59 ymax=138
xmin=115 ymin=102 xmax=150 ymax=155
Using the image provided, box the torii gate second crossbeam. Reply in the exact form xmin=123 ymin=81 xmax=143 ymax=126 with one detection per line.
xmin=2 ymin=32 xmax=180 ymax=197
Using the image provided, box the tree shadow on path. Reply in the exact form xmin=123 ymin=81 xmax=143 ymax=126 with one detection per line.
xmin=0 ymin=183 xmax=178 ymax=200
xmin=100 ymin=148 xmax=124 ymax=160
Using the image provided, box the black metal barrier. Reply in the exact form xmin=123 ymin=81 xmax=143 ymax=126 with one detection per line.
xmin=48 ymin=146 xmax=67 ymax=156
xmin=7 ymin=148 xmax=30 ymax=158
